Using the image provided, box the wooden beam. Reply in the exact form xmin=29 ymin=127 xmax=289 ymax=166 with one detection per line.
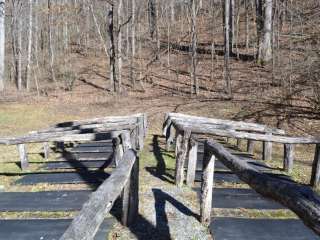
xmin=122 ymin=154 xmax=139 ymax=226
xmin=311 ymin=144 xmax=320 ymax=188
xmin=113 ymin=137 xmax=123 ymax=167
xmin=166 ymin=122 xmax=175 ymax=151
xmin=283 ymin=143 xmax=294 ymax=173
xmin=263 ymin=133 xmax=272 ymax=161
xmin=200 ymin=141 xmax=215 ymax=225
xmin=43 ymin=142 xmax=50 ymax=159
xmin=236 ymin=139 xmax=242 ymax=149
xmin=186 ymin=139 xmax=198 ymax=186
xmin=247 ymin=140 xmax=255 ymax=154
xmin=167 ymin=112 xmax=285 ymax=135
xmin=206 ymin=139 xmax=320 ymax=235
xmin=175 ymin=129 xmax=191 ymax=187
xmin=17 ymin=144 xmax=29 ymax=170
xmin=172 ymin=121 xmax=320 ymax=144
xmin=60 ymin=150 xmax=137 ymax=240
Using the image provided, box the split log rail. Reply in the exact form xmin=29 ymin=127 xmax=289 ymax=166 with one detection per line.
xmin=163 ymin=113 xmax=320 ymax=236
xmin=0 ymin=113 xmax=147 ymax=240
xmin=0 ymin=113 xmax=147 ymax=171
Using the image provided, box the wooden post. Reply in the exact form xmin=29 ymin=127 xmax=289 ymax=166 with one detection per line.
xmin=236 ymin=139 xmax=241 ymax=149
xmin=122 ymin=156 xmax=139 ymax=226
xmin=43 ymin=142 xmax=50 ymax=159
xmin=166 ymin=123 xmax=175 ymax=151
xmin=137 ymin=115 xmax=144 ymax=150
xmin=311 ymin=144 xmax=320 ymax=188
xmin=130 ymin=127 xmax=138 ymax=150
xmin=186 ymin=139 xmax=198 ymax=186
xmin=283 ymin=143 xmax=294 ymax=173
xmin=263 ymin=133 xmax=272 ymax=161
xmin=113 ymin=137 xmax=123 ymax=166
xmin=200 ymin=141 xmax=215 ymax=225
xmin=121 ymin=131 xmax=132 ymax=151
xmin=175 ymin=129 xmax=191 ymax=187
xmin=17 ymin=144 xmax=29 ymax=170
xmin=247 ymin=140 xmax=255 ymax=154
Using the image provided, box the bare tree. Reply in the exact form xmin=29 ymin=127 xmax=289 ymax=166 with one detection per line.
xmin=25 ymin=0 xmax=33 ymax=91
xmin=258 ymin=0 xmax=273 ymax=63
xmin=190 ymin=0 xmax=198 ymax=95
xmin=223 ymin=0 xmax=232 ymax=97
xmin=0 ymin=0 xmax=5 ymax=92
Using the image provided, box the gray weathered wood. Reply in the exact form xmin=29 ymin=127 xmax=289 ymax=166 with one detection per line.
xmin=247 ymin=139 xmax=255 ymax=154
xmin=205 ymin=139 xmax=320 ymax=235
xmin=137 ymin=115 xmax=145 ymax=150
xmin=17 ymin=144 xmax=29 ymax=170
xmin=172 ymin=121 xmax=320 ymax=144
xmin=200 ymin=141 xmax=215 ymax=225
xmin=122 ymin=154 xmax=139 ymax=226
xmin=166 ymin=123 xmax=175 ymax=151
xmin=43 ymin=142 xmax=50 ymax=159
xmin=167 ymin=112 xmax=285 ymax=135
xmin=113 ymin=137 xmax=123 ymax=167
xmin=284 ymin=143 xmax=294 ymax=173
xmin=175 ymin=129 xmax=191 ymax=187
xmin=236 ymin=139 xmax=241 ymax=149
xmin=60 ymin=150 xmax=137 ymax=240
xmin=263 ymin=133 xmax=272 ymax=161
xmin=311 ymin=144 xmax=320 ymax=188
xmin=121 ymin=131 xmax=132 ymax=151
xmin=186 ymin=139 xmax=198 ymax=186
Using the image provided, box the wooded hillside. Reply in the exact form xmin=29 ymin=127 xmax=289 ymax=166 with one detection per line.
xmin=0 ymin=0 xmax=319 ymax=124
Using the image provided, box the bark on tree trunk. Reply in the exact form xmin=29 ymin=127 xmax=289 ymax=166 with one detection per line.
xmin=25 ymin=0 xmax=33 ymax=91
xmin=258 ymin=0 xmax=273 ymax=63
xmin=0 ymin=0 xmax=5 ymax=92
xmin=190 ymin=0 xmax=198 ymax=96
xmin=223 ymin=0 xmax=232 ymax=98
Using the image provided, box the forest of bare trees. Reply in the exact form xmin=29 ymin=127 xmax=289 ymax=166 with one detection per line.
xmin=0 ymin=0 xmax=319 ymax=111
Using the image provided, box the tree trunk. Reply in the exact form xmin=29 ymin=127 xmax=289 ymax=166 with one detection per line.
xmin=190 ymin=0 xmax=198 ymax=96
xmin=258 ymin=0 xmax=273 ymax=63
xmin=223 ymin=0 xmax=232 ymax=97
xmin=48 ymin=0 xmax=57 ymax=86
xmin=25 ymin=0 xmax=33 ymax=91
xmin=255 ymin=0 xmax=263 ymax=54
xmin=0 ymin=0 xmax=5 ymax=92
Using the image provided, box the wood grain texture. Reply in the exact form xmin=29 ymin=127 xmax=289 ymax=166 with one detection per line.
xmin=17 ymin=144 xmax=28 ymax=170
xmin=166 ymin=112 xmax=285 ymax=135
xmin=186 ymin=139 xmax=198 ymax=186
xmin=206 ymin=139 xmax=320 ymax=236
xmin=200 ymin=142 xmax=215 ymax=225
xmin=60 ymin=149 xmax=137 ymax=240
xmin=283 ymin=144 xmax=294 ymax=173
xmin=175 ymin=129 xmax=191 ymax=187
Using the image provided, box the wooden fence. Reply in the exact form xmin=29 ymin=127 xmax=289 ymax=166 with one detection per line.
xmin=163 ymin=112 xmax=320 ymax=187
xmin=0 ymin=113 xmax=147 ymax=239
xmin=163 ymin=112 xmax=320 ymax=235
xmin=0 ymin=113 xmax=147 ymax=170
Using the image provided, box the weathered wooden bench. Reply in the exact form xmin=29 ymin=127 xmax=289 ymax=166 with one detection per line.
xmin=0 ymin=113 xmax=147 ymax=171
xmin=163 ymin=112 xmax=320 ymax=236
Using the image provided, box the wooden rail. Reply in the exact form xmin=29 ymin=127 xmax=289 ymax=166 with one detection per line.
xmin=60 ymin=149 xmax=139 ymax=240
xmin=164 ymin=113 xmax=320 ymax=188
xmin=0 ymin=114 xmax=147 ymax=171
xmin=163 ymin=113 xmax=320 ymax=236
xmin=200 ymin=140 xmax=320 ymax=236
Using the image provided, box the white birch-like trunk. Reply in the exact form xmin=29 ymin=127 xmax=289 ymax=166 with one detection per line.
xmin=25 ymin=0 xmax=33 ymax=91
